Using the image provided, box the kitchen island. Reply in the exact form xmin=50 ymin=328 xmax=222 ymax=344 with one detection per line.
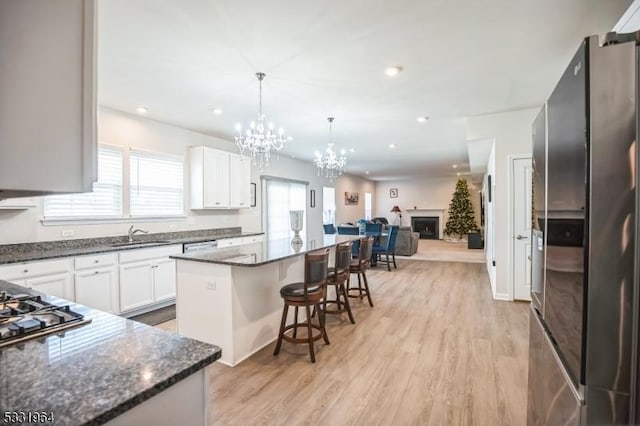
xmin=0 ymin=280 xmax=221 ymax=426
xmin=171 ymin=234 xmax=358 ymax=366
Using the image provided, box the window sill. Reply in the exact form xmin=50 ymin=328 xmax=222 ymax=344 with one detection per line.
xmin=41 ymin=216 xmax=188 ymax=226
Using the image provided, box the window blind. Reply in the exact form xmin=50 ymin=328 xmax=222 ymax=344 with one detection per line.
xmin=130 ymin=150 xmax=184 ymax=216
xmin=266 ymin=180 xmax=307 ymax=240
xmin=44 ymin=146 xmax=123 ymax=218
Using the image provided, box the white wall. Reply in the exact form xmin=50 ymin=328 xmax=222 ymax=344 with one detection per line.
xmin=466 ymin=107 xmax=538 ymax=300
xmin=484 ymin=143 xmax=497 ymax=294
xmin=374 ymin=177 xmax=482 ymax=230
xmin=333 ymin=175 xmax=376 ymax=225
xmin=0 ymin=107 xmax=374 ymax=244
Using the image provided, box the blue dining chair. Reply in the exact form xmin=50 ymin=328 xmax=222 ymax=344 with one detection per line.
xmin=372 ymin=225 xmax=399 ymax=271
xmin=337 ymin=226 xmax=359 ymax=235
xmin=323 ymin=224 xmax=336 ymax=234
xmin=364 ymin=222 xmax=382 ymax=235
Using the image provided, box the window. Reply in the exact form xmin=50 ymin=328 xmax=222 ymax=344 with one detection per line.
xmin=265 ymin=179 xmax=306 ymax=240
xmin=44 ymin=146 xmax=123 ymax=219
xmin=322 ymin=187 xmax=336 ymax=225
xmin=130 ymin=150 xmax=184 ymax=216
xmin=364 ymin=192 xmax=372 ymax=220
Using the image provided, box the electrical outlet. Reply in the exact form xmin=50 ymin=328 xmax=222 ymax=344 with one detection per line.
xmin=207 ymin=281 xmax=216 ymax=290
xmin=169 ymin=224 xmax=178 ymax=230
xmin=61 ymin=230 xmax=74 ymax=238
xmin=187 ymin=217 xmax=196 ymax=225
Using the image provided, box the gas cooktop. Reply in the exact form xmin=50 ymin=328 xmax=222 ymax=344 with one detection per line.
xmin=0 ymin=291 xmax=91 ymax=348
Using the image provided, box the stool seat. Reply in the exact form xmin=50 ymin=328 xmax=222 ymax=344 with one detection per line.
xmin=280 ymin=282 xmax=322 ymax=298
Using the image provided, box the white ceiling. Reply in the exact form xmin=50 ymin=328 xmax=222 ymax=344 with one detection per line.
xmin=97 ymin=0 xmax=631 ymax=180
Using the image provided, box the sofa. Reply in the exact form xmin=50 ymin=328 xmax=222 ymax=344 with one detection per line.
xmin=394 ymin=226 xmax=419 ymax=256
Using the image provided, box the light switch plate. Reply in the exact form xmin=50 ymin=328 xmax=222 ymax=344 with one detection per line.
xmin=61 ymin=230 xmax=74 ymax=237
xmin=207 ymin=281 xmax=216 ymax=290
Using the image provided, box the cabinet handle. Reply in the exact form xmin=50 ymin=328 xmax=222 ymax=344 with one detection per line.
xmin=94 ymin=260 xmax=99 ymax=264
xmin=215 ymin=202 xmax=221 ymax=205
xmin=94 ymin=271 xmax=100 ymax=275
xmin=23 ymin=269 xmax=28 ymax=273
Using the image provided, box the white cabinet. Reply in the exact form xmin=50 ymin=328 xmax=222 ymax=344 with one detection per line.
xmin=0 ymin=198 xmax=36 ymax=209
xmin=153 ymin=258 xmax=177 ymax=302
xmin=229 ymin=154 xmax=251 ymax=208
xmin=75 ymin=266 xmax=119 ymax=313
xmin=0 ymin=0 xmax=97 ymax=198
xmin=0 ymin=258 xmax=74 ymax=300
xmin=118 ymin=245 xmax=182 ymax=313
xmin=190 ymin=146 xmax=250 ymax=210
xmin=25 ymin=273 xmax=73 ymax=300
xmin=120 ymin=260 xmax=155 ymax=312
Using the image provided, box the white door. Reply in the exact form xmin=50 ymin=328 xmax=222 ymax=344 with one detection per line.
xmin=25 ymin=272 xmax=74 ymax=300
xmin=119 ymin=261 xmax=154 ymax=312
xmin=513 ymin=157 xmax=533 ymax=301
xmin=153 ymin=258 xmax=176 ymax=302
xmin=75 ymin=267 xmax=119 ymax=313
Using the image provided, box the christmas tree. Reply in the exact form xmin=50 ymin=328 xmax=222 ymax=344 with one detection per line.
xmin=443 ymin=178 xmax=479 ymax=238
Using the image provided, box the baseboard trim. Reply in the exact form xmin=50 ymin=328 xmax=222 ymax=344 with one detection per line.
xmin=493 ymin=292 xmax=512 ymax=301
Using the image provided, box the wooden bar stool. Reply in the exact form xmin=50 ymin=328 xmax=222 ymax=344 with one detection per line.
xmin=323 ymin=241 xmax=355 ymax=323
xmin=348 ymin=237 xmax=374 ymax=307
xmin=273 ymin=249 xmax=330 ymax=363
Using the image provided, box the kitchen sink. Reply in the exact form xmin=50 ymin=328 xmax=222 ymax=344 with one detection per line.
xmin=110 ymin=240 xmax=171 ymax=248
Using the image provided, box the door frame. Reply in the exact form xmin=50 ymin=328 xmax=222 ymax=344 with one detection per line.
xmin=508 ymin=153 xmax=533 ymax=301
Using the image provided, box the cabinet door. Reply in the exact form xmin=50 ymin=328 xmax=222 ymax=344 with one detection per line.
xmin=229 ymin=154 xmax=251 ymax=208
xmin=119 ymin=261 xmax=154 ymax=312
xmin=75 ymin=267 xmax=119 ymax=313
xmin=25 ymin=272 xmax=74 ymax=300
xmin=153 ymin=258 xmax=176 ymax=302
xmin=203 ymin=148 xmax=230 ymax=208
xmin=0 ymin=0 xmax=97 ymax=196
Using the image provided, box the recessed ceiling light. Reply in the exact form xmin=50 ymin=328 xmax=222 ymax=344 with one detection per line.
xmin=211 ymin=108 xmax=223 ymax=115
xmin=456 ymin=172 xmax=461 ymax=176
xmin=349 ymin=148 xmax=355 ymax=153
xmin=365 ymin=171 xmax=370 ymax=175
xmin=416 ymin=116 xmax=429 ymax=123
xmin=389 ymin=143 xmax=396 ymax=149
xmin=384 ymin=66 xmax=403 ymax=77
xmin=136 ymin=107 xmax=148 ymax=114
xmin=452 ymin=164 xmax=458 ymax=169
xmin=287 ymin=136 xmax=294 ymax=141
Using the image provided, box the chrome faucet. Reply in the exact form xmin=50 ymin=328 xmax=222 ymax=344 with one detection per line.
xmin=128 ymin=225 xmax=148 ymax=243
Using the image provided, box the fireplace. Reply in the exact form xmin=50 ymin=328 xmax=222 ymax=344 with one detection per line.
xmin=411 ymin=216 xmax=439 ymax=239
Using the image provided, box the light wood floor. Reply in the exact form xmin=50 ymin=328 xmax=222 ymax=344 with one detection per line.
xmin=159 ymin=259 xmax=529 ymax=425
xmin=397 ymin=239 xmax=485 ymax=264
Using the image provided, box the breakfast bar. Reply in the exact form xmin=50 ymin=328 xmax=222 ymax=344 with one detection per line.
xmin=171 ymin=234 xmax=358 ymax=366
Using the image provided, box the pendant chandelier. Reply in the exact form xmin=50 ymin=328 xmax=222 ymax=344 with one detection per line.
xmin=314 ymin=117 xmax=347 ymax=179
xmin=234 ymin=72 xmax=287 ymax=170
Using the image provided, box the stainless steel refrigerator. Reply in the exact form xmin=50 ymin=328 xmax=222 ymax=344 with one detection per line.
xmin=527 ymin=32 xmax=640 ymax=425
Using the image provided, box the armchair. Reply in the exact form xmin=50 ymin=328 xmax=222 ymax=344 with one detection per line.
xmin=394 ymin=226 xmax=419 ymax=256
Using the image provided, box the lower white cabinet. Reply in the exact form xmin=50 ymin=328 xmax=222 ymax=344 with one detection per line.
xmin=119 ymin=247 xmax=180 ymax=314
xmin=0 ymin=258 xmax=74 ymax=300
xmin=75 ymin=266 xmax=119 ymax=313
xmin=119 ymin=260 xmax=155 ymax=312
xmin=153 ymin=258 xmax=176 ymax=302
xmin=25 ymin=272 xmax=74 ymax=300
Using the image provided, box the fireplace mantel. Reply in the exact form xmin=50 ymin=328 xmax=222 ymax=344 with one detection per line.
xmin=403 ymin=208 xmax=446 ymax=239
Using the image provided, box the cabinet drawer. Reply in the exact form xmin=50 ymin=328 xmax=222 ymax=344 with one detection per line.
xmin=0 ymin=258 xmax=73 ymax=281
xmin=217 ymin=237 xmax=243 ymax=248
xmin=75 ymin=253 xmax=117 ymax=270
xmin=119 ymin=244 xmax=183 ymax=264
xmin=242 ymin=235 xmax=264 ymax=244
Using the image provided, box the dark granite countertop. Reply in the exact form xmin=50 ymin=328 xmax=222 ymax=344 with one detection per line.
xmin=0 ymin=281 xmax=221 ymax=425
xmin=171 ymin=234 xmax=360 ymax=267
xmin=0 ymin=228 xmax=264 ymax=265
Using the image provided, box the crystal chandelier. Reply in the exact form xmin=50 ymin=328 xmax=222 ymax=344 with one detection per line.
xmin=314 ymin=117 xmax=347 ymax=179
xmin=234 ymin=72 xmax=287 ymax=170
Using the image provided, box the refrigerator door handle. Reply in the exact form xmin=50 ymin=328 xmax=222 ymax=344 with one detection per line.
xmin=517 ymin=234 xmax=530 ymax=240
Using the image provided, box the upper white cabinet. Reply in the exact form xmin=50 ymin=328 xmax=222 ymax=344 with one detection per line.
xmin=229 ymin=154 xmax=251 ymax=208
xmin=0 ymin=0 xmax=97 ymax=199
xmin=190 ymin=146 xmax=251 ymax=209
xmin=0 ymin=198 xmax=36 ymax=210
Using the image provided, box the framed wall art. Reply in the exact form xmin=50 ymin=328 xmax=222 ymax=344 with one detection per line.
xmin=390 ymin=188 xmax=398 ymax=198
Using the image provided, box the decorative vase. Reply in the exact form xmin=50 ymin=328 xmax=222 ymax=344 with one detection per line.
xmin=289 ymin=210 xmax=304 ymax=247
